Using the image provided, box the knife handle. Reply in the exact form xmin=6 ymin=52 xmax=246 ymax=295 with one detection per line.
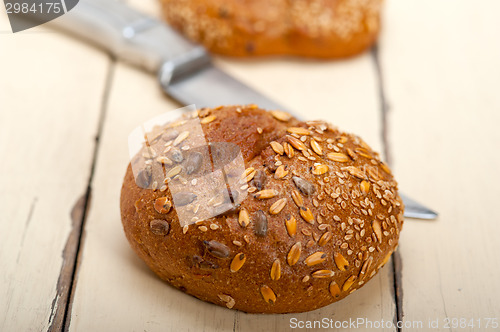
xmin=49 ymin=0 xmax=209 ymax=73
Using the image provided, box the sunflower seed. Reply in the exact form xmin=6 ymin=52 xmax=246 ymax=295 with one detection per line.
xmin=270 ymin=141 xmax=284 ymax=155
xmin=287 ymin=242 xmax=302 ymax=266
xmin=326 ymin=153 xmax=350 ymax=163
xmin=170 ymin=148 xmax=184 ymax=163
xmin=292 ymin=176 xmax=316 ymax=196
xmin=203 ymin=240 xmax=230 ymax=259
xmin=154 ymin=197 xmax=172 ymax=214
xmin=252 ymin=170 xmax=266 ymax=190
xmin=270 ymin=259 xmax=281 ymax=280
xmin=287 ymin=127 xmax=310 ymax=136
xmin=270 ymin=110 xmax=292 ymax=122
xmin=135 ymin=169 xmax=151 ymax=188
xmin=288 ymin=135 xmax=308 ymax=152
xmin=304 ymin=252 xmax=327 ymax=266
xmin=285 ymin=216 xmax=297 ymax=237
xmin=334 ymin=253 xmax=350 ymax=271
xmin=149 ymin=219 xmax=170 ymax=236
xmin=260 ymin=285 xmax=276 ymax=304
xmin=186 ymin=152 xmax=203 ymax=175
xmin=269 ymin=198 xmax=287 ymax=215
xmin=254 ymin=210 xmax=268 ymax=236
xmin=238 ymin=209 xmax=250 ymax=227
xmin=254 ymin=189 xmax=278 ymax=199
xmin=329 ymin=281 xmax=341 ymax=298
xmin=312 ymin=270 xmax=334 ymax=278
xmin=173 ymin=192 xmax=197 ymax=206
xmin=230 ymin=253 xmax=247 ymax=272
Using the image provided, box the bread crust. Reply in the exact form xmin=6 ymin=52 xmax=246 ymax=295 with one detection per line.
xmin=159 ymin=0 xmax=383 ymax=58
xmin=120 ymin=105 xmax=403 ymax=313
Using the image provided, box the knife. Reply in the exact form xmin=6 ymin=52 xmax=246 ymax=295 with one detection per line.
xmin=45 ymin=0 xmax=437 ymax=220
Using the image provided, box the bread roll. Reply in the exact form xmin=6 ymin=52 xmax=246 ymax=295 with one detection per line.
xmin=159 ymin=0 xmax=383 ymax=58
xmin=120 ymin=105 xmax=404 ymax=313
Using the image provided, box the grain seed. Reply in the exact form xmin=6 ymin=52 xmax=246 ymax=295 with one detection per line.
xmin=254 ymin=189 xmax=278 ymax=199
xmin=304 ymin=252 xmax=327 ymax=266
xmin=300 ymin=206 xmax=314 ymax=224
xmin=326 ymin=152 xmax=350 ymax=163
xmin=342 ymin=276 xmax=357 ymax=291
xmin=269 ymin=198 xmax=287 ymax=215
xmin=334 ymin=253 xmax=350 ymax=271
xmin=274 ymin=165 xmax=288 ymax=179
xmin=360 ymin=180 xmax=370 ymax=194
xmin=230 ymin=253 xmax=247 ymax=272
xmin=270 ymin=141 xmax=284 ymax=155
xmin=318 ymin=231 xmax=333 ymax=246
xmin=372 ymin=220 xmax=382 ymax=243
xmin=287 ymin=127 xmax=310 ymax=136
xmin=343 ymin=166 xmax=367 ymax=180
xmin=173 ymin=131 xmax=189 ymax=146
xmin=312 ymin=270 xmax=334 ymax=278
xmin=270 ymin=259 xmax=281 ymax=280
xmin=312 ymin=164 xmax=329 ymax=175
xmin=287 ymin=242 xmax=302 ymax=266
xmin=282 ymin=142 xmax=294 ymax=159
xmin=200 ymin=114 xmax=216 ymax=124
xmin=285 ymin=216 xmax=297 ymax=237
xmin=270 ymin=110 xmax=292 ymax=122
xmin=238 ymin=209 xmax=250 ymax=227
xmin=329 ymin=281 xmax=341 ymax=298
xmin=260 ymin=285 xmax=276 ymax=304
xmin=166 ymin=165 xmax=183 ymax=178
xmin=287 ymin=135 xmax=307 ymax=151
xmin=291 ymin=189 xmax=304 ymax=207
xmin=310 ymin=139 xmax=323 ymax=155
xmin=157 ymin=156 xmax=173 ymax=165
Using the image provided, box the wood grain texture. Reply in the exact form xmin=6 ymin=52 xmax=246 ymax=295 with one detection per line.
xmin=65 ymin=2 xmax=396 ymax=331
xmin=380 ymin=0 xmax=500 ymax=329
xmin=0 ymin=12 xmax=111 ymax=332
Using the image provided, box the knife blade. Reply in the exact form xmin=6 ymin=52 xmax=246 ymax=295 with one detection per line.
xmin=46 ymin=0 xmax=437 ymax=220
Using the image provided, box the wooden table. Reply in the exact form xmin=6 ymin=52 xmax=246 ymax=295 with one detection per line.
xmin=1 ymin=1 xmax=499 ymax=331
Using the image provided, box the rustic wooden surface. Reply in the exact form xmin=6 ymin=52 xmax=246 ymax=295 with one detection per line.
xmin=0 ymin=0 xmax=499 ymax=331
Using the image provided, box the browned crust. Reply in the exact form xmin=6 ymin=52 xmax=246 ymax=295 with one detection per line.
xmin=158 ymin=0 xmax=383 ymax=58
xmin=120 ymin=105 xmax=404 ymax=313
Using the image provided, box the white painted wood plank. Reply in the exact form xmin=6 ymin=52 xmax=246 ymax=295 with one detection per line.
xmin=380 ymin=0 xmax=500 ymax=330
xmin=68 ymin=1 xmax=395 ymax=331
xmin=0 ymin=13 xmax=110 ymax=332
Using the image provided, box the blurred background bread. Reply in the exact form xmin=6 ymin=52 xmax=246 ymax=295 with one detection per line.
xmin=159 ymin=0 xmax=383 ymax=58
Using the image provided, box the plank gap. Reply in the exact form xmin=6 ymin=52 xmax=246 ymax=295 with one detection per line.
xmin=52 ymin=61 xmax=117 ymax=332
xmin=371 ymin=44 xmax=402 ymax=332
